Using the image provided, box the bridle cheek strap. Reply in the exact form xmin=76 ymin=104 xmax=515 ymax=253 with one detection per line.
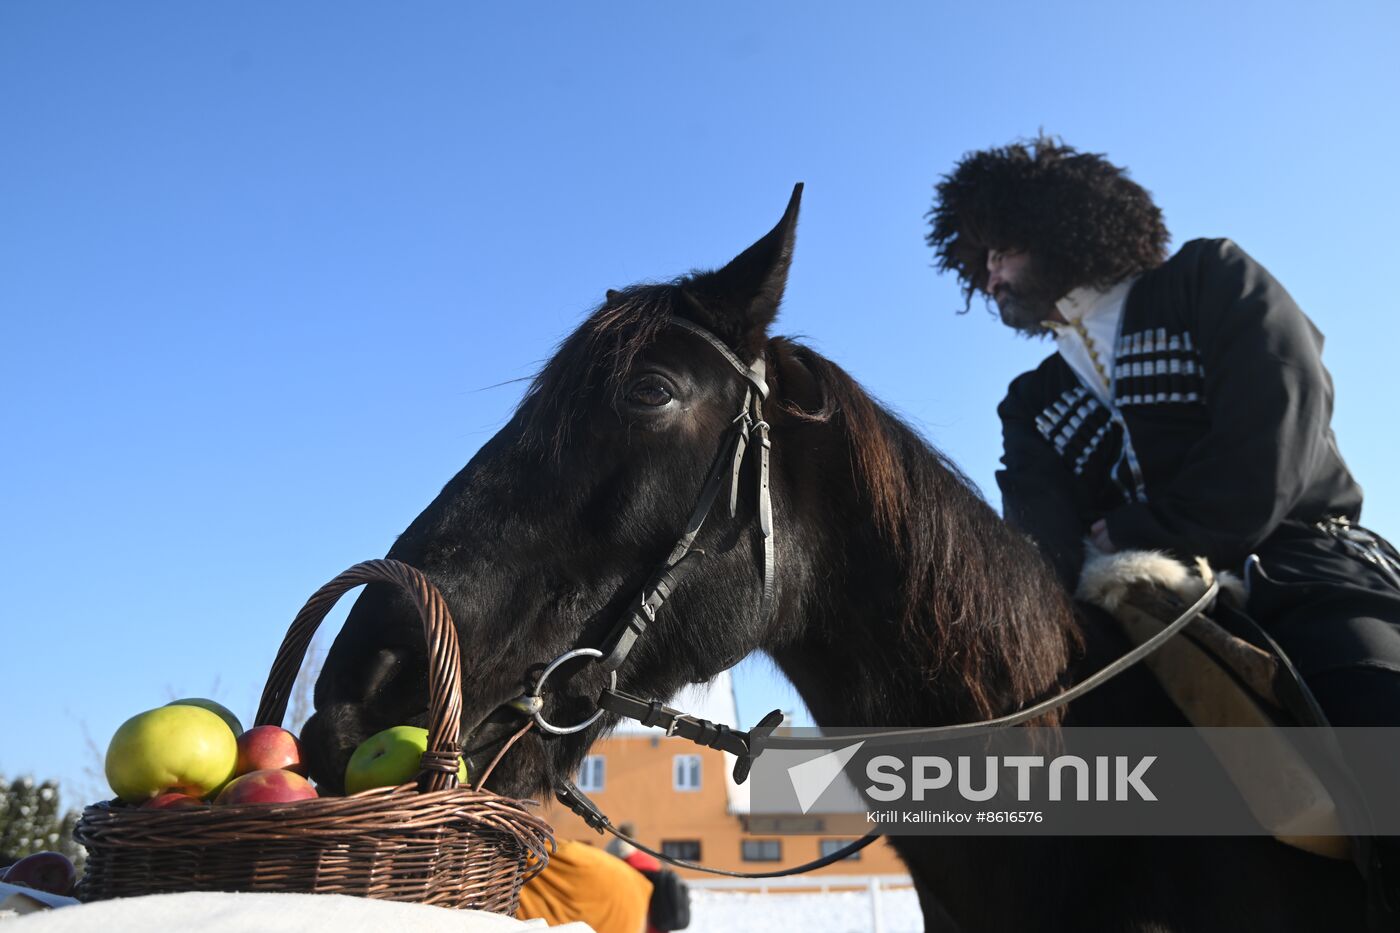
xmin=597 ymin=316 xmax=775 ymax=672
xmin=752 ymin=387 xmax=776 ymax=619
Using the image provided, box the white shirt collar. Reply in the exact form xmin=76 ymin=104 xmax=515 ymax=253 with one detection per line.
xmin=1044 ymin=277 xmax=1137 ymax=403
xmin=1054 ymin=278 xmax=1136 ymax=325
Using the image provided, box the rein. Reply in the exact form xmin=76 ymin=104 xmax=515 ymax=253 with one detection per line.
xmin=492 ymin=315 xmax=1222 ymax=879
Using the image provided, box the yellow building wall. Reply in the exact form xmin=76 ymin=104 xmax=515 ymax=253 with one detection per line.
xmin=536 ymin=733 xmax=907 ymax=880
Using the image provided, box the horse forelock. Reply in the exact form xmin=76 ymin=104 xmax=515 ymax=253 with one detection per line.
xmin=517 ymin=284 xmax=678 ymax=462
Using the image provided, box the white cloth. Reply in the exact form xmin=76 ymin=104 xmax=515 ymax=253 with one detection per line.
xmin=0 ymin=891 xmax=597 ymax=933
xmin=1046 ymin=278 xmax=1136 ymax=403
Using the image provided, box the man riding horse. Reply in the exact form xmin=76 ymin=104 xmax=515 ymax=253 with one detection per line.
xmin=926 ymin=135 xmax=1400 ymax=911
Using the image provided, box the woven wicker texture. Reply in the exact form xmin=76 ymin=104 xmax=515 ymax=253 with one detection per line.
xmin=75 ymin=559 xmax=554 ymax=912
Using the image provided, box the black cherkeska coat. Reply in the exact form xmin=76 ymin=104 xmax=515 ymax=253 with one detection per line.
xmin=996 ymin=238 xmax=1400 ymax=719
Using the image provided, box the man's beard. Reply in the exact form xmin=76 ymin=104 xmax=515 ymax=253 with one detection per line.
xmin=992 ymin=259 xmax=1062 ymax=337
xmin=995 ymin=287 xmax=1057 ymax=336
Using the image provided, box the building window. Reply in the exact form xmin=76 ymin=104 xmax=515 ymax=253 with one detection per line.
xmin=661 ymin=839 xmax=701 ymax=861
xmin=742 ymin=839 xmax=782 ymax=862
xmin=576 ymin=755 xmax=604 ymax=792
xmin=673 ymin=754 xmax=701 ymax=791
xmin=819 ymin=839 xmax=862 ymax=861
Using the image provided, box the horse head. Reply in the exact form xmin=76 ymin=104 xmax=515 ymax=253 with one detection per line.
xmin=302 ymin=186 xmax=824 ymax=798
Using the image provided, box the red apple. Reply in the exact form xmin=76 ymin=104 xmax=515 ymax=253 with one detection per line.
xmin=3 ymin=851 xmax=77 ymax=896
xmin=234 ymin=725 xmax=307 ymax=777
xmin=141 ymin=791 xmax=204 ymax=810
xmin=215 ymin=768 xmax=318 ymax=806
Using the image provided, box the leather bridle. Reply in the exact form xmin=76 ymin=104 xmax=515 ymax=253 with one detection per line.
xmin=489 ymin=314 xmax=876 ymax=879
xmin=490 ymin=313 xmax=1223 ymax=879
xmin=510 ymin=314 xmax=777 ymax=737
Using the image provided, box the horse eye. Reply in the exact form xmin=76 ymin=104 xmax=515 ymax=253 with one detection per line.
xmin=626 ymin=379 xmax=674 ymax=408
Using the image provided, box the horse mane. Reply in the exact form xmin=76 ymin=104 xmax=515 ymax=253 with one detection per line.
xmin=769 ymin=337 xmax=1082 ymax=722
xmin=518 ymin=285 xmax=1080 ymax=722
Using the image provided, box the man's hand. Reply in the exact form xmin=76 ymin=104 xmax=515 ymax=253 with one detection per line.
xmin=1090 ymin=519 xmax=1118 ymax=554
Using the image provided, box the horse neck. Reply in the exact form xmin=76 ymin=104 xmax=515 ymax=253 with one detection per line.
xmin=770 ymin=412 xmax=1080 ymax=731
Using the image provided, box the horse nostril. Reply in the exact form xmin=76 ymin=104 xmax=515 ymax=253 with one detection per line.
xmin=300 ymin=708 xmax=363 ymax=795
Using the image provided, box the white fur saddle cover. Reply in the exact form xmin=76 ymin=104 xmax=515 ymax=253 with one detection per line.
xmin=1075 ymin=544 xmax=1349 ymax=861
xmin=1077 ymin=545 xmax=1246 ymax=612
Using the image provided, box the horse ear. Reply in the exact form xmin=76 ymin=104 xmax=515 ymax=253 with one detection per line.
xmin=681 ymin=183 xmax=802 ymax=359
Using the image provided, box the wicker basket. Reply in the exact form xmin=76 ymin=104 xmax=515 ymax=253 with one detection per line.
xmin=74 ymin=559 xmax=554 ymax=912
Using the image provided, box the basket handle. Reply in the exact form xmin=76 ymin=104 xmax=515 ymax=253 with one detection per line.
xmin=254 ymin=559 xmax=465 ymax=792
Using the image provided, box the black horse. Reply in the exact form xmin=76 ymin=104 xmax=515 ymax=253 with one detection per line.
xmin=301 ymin=188 xmax=1365 ymax=931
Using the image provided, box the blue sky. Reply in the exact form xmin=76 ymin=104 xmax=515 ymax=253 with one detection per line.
xmin=3 ymin=2 xmax=1398 ymax=807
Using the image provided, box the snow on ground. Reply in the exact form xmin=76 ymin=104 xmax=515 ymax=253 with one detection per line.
xmin=688 ymin=888 xmax=923 ymax=933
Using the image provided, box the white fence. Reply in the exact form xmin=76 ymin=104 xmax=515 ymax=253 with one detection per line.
xmin=686 ymin=874 xmax=915 ymax=933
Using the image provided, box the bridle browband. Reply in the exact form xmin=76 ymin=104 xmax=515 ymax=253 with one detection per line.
xmin=493 ymin=314 xmax=1223 ymax=880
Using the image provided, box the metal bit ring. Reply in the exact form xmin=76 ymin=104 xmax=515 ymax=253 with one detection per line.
xmin=531 ymin=647 xmax=618 ymax=735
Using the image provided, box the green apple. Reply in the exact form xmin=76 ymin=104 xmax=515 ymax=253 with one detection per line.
xmin=344 ymin=726 xmax=468 ymax=795
xmin=166 ymin=697 xmax=244 ymax=737
xmin=105 ymin=705 xmax=239 ymax=803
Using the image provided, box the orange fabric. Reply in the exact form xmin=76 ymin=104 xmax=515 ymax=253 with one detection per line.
xmin=517 ymin=839 xmax=653 ymax=933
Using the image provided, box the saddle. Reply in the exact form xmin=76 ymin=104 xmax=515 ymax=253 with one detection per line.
xmin=1076 ymin=546 xmax=1350 ymax=860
